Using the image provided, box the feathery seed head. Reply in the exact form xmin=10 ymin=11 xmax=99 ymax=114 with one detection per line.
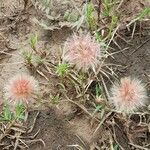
xmin=4 ymin=74 xmax=38 ymax=106
xmin=110 ymin=77 xmax=147 ymax=114
xmin=62 ymin=34 xmax=102 ymax=72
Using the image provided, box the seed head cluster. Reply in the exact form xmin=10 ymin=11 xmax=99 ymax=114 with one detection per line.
xmin=1 ymin=33 xmax=148 ymax=115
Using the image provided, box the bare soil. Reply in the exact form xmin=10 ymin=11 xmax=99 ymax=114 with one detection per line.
xmin=27 ymin=109 xmax=89 ymax=150
xmin=0 ymin=0 xmax=150 ymax=150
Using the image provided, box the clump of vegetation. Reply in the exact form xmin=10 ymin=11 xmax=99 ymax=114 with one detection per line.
xmin=0 ymin=71 xmax=45 ymax=149
xmin=0 ymin=103 xmax=25 ymax=122
xmin=55 ymin=62 xmax=69 ymax=77
xmin=0 ymin=0 xmax=149 ymax=149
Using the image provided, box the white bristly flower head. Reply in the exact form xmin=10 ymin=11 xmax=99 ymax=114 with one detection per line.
xmin=4 ymin=74 xmax=39 ymax=106
xmin=110 ymin=77 xmax=147 ymax=114
xmin=62 ymin=34 xmax=102 ymax=72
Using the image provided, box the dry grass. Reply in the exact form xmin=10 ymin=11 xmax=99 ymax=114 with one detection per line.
xmin=0 ymin=0 xmax=150 ymax=149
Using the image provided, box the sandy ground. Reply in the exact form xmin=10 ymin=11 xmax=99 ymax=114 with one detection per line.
xmin=0 ymin=0 xmax=150 ymax=149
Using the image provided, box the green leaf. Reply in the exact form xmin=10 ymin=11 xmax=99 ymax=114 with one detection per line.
xmin=84 ymin=2 xmax=96 ymax=30
xmin=30 ymin=34 xmax=38 ymax=50
xmin=15 ymin=103 xmax=25 ymax=121
xmin=64 ymin=10 xmax=70 ymax=21
xmin=0 ymin=105 xmax=12 ymax=121
xmin=64 ymin=10 xmax=79 ymax=22
xmin=137 ymin=8 xmax=150 ymax=20
xmin=127 ymin=8 xmax=150 ymax=26
xmin=93 ymin=105 xmax=103 ymax=114
xmin=31 ymin=55 xmax=44 ymax=66
xmin=55 ymin=63 xmax=69 ymax=77
xmin=22 ymin=50 xmax=33 ymax=64
xmin=50 ymin=94 xmax=60 ymax=105
xmin=113 ymin=144 xmax=119 ymax=150
xmin=96 ymin=105 xmax=103 ymax=111
xmin=95 ymin=32 xmax=102 ymax=42
xmin=96 ymin=84 xmax=101 ymax=97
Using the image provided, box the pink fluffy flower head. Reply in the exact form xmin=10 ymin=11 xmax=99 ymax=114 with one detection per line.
xmin=4 ymin=74 xmax=38 ymax=106
xmin=110 ymin=77 xmax=147 ymax=114
xmin=62 ymin=34 xmax=101 ymax=72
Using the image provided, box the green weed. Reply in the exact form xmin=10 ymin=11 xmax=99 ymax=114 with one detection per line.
xmin=49 ymin=94 xmax=60 ymax=105
xmin=55 ymin=63 xmax=69 ymax=77
xmin=0 ymin=103 xmax=25 ymax=122
xmin=22 ymin=51 xmax=33 ymax=65
xmin=96 ymin=84 xmax=102 ymax=98
xmin=23 ymin=34 xmax=45 ymax=67
xmin=100 ymin=0 xmax=119 ymax=40
xmin=41 ymin=0 xmax=51 ymax=8
xmin=64 ymin=10 xmax=79 ymax=22
xmin=94 ymin=105 xmax=103 ymax=114
xmin=84 ymin=2 xmax=97 ymax=31
xmin=94 ymin=31 xmax=102 ymax=42
xmin=30 ymin=34 xmax=38 ymax=51
xmin=127 ymin=7 xmax=150 ymax=26
xmin=31 ymin=55 xmax=44 ymax=67
xmin=0 ymin=105 xmax=12 ymax=121
xmin=113 ymin=144 xmax=119 ymax=150
xmin=102 ymin=0 xmax=115 ymax=17
xmin=106 ymin=15 xmax=118 ymax=39
xmin=15 ymin=103 xmax=25 ymax=121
